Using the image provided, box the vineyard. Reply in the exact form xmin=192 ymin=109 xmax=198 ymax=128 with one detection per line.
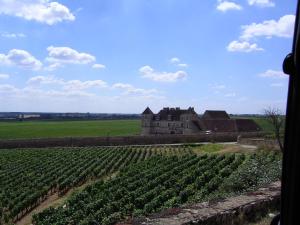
xmin=0 ymin=146 xmax=191 ymax=224
xmin=0 ymin=146 xmax=281 ymax=225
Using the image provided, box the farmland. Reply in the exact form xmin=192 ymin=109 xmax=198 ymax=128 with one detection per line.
xmin=0 ymin=117 xmax=273 ymax=140
xmin=0 ymin=145 xmax=281 ymax=225
xmin=0 ymin=120 xmax=141 ymax=140
xmin=0 ymin=146 xmax=190 ymax=224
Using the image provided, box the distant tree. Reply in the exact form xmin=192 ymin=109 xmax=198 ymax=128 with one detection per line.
xmin=264 ymin=107 xmax=285 ymax=152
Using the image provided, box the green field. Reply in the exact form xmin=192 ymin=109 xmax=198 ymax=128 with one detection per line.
xmin=252 ymin=118 xmax=274 ymax=134
xmin=0 ymin=120 xmax=141 ymax=139
xmin=0 ymin=117 xmax=274 ymax=140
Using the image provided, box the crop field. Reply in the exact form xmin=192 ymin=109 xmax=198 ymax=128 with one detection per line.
xmin=0 ymin=146 xmax=281 ymax=225
xmin=0 ymin=120 xmax=141 ymax=140
xmin=0 ymin=146 xmax=191 ymax=224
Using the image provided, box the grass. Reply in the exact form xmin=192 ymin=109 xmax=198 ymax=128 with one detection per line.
xmin=252 ymin=118 xmax=274 ymax=134
xmin=0 ymin=119 xmax=141 ymax=139
xmin=0 ymin=116 xmax=274 ymax=140
xmin=192 ymin=143 xmax=224 ymax=154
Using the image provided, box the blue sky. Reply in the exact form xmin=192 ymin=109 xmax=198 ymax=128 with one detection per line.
xmin=0 ymin=0 xmax=296 ymax=114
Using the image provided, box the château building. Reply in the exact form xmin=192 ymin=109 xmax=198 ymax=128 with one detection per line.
xmin=141 ymin=107 xmax=261 ymax=135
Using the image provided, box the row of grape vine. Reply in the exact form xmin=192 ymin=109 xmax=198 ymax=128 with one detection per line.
xmin=32 ymin=151 xmax=281 ymax=225
xmin=0 ymin=145 xmax=192 ymax=224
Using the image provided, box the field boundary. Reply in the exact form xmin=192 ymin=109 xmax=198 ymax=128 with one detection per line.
xmin=0 ymin=132 xmax=264 ymax=149
xmin=238 ymin=137 xmax=280 ymax=150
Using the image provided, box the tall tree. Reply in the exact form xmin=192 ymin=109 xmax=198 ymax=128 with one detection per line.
xmin=264 ymin=107 xmax=285 ymax=152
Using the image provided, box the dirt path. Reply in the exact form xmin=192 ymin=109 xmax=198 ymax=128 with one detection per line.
xmin=218 ymin=143 xmax=257 ymax=154
xmin=192 ymin=143 xmax=258 ymax=155
xmin=16 ymin=179 xmax=100 ymax=225
xmin=16 ymin=172 xmax=120 ymax=225
xmin=16 ymin=192 xmax=60 ymax=225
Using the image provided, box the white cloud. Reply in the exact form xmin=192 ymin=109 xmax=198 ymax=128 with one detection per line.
xmin=112 ymin=82 xmax=158 ymax=95
xmin=227 ymin=40 xmax=264 ymax=52
xmin=178 ymin=63 xmax=188 ymax=68
xmin=0 ymin=0 xmax=75 ymax=25
xmin=44 ymin=62 xmax=61 ymax=71
xmin=248 ymin=0 xmax=275 ymax=7
xmin=258 ymin=70 xmax=287 ymax=79
xmin=48 ymin=90 xmax=95 ymax=97
xmin=139 ymin=65 xmax=187 ymax=82
xmin=27 ymin=75 xmax=64 ymax=85
xmin=112 ymin=83 xmax=133 ymax=90
xmin=241 ymin=15 xmax=295 ymax=40
xmin=1 ymin=32 xmax=26 ymax=38
xmin=0 ymin=49 xmax=42 ymax=70
xmin=0 ymin=77 xmax=165 ymax=112
xmin=225 ymin=92 xmax=236 ymax=97
xmin=217 ymin=1 xmax=242 ymax=12
xmin=0 ymin=83 xmax=167 ymax=113
xmin=170 ymin=57 xmax=189 ymax=68
xmin=0 ymin=73 xmax=10 ymax=79
xmin=27 ymin=75 xmax=108 ymax=91
xmin=227 ymin=15 xmax=295 ymax=53
xmin=92 ymin=64 xmax=106 ymax=69
xmin=46 ymin=46 xmax=96 ymax=65
xmin=0 ymin=84 xmax=95 ymax=98
xmin=0 ymin=84 xmax=19 ymax=93
xmin=26 ymin=76 xmax=157 ymax=98
xmin=63 ymin=80 xmax=108 ymax=91
xmin=170 ymin=57 xmax=180 ymax=64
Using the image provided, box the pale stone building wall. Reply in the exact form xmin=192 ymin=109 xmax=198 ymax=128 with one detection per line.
xmin=141 ymin=107 xmax=204 ymax=135
xmin=141 ymin=107 xmax=261 ymax=135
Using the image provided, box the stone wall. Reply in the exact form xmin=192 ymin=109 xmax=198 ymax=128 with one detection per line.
xmin=0 ymin=132 xmax=264 ymax=149
xmin=238 ymin=137 xmax=280 ymax=150
xmin=132 ymin=182 xmax=281 ymax=225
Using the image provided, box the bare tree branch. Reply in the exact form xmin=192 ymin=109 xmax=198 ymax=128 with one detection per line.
xmin=264 ymin=107 xmax=285 ymax=152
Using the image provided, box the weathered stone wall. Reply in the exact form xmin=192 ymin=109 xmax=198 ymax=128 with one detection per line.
xmin=149 ymin=120 xmax=185 ymax=135
xmin=0 ymin=132 xmax=264 ymax=149
xmin=238 ymin=137 xmax=280 ymax=150
xmin=132 ymin=182 xmax=280 ymax=225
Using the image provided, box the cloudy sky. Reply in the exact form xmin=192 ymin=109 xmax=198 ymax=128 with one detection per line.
xmin=0 ymin=0 xmax=296 ymax=114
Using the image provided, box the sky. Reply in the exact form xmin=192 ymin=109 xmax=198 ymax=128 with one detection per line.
xmin=0 ymin=0 xmax=297 ymax=114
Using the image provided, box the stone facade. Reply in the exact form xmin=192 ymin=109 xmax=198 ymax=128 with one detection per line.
xmin=141 ymin=107 xmax=204 ymax=135
xmin=141 ymin=107 xmax=261 ymax=135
